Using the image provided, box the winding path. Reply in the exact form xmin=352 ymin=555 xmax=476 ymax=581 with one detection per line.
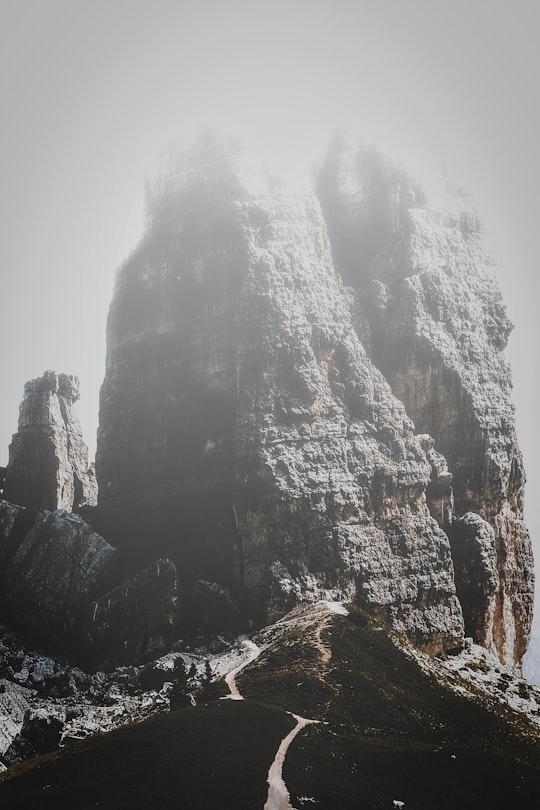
xmin=314 ymin=601 xmax=349 ymax=673
xmin=222 ymin=601 xmax=349 ymax=808
xmin=264 ymin=714 xmax=317 ymax=810
xmin=223 ymin=638 xmax=262 ymax=700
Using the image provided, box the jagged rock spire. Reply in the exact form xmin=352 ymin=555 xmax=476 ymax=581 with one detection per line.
xmin=3 ymin=370 xmax=97 ymax=512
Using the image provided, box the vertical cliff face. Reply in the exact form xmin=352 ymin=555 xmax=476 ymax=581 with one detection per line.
xmin=317 ymin=138 xmax=534 ymax=666
xmin=96 ymin=139 xmax=259 ymax=582
xmin=96 ymin=137 xmax=464 ymax=655
xmin=93 ymin=132 xmax=534 ymax=666
xmin=3 ymin=371 xmax=97 ymax=513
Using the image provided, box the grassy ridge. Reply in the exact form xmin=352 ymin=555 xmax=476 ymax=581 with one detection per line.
xmin=240 ymin=608 xmax=540 ymax=809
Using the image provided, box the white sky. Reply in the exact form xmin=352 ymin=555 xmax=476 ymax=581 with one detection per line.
xmin=1 ymin=0 xmax=539 ymax=608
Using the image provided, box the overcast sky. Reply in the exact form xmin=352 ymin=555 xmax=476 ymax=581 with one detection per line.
xmin=1 ymin=0 xmax=539 ymax=598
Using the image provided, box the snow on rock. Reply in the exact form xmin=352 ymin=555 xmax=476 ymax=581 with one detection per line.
xmin=440 ymin=641 xmax=540 ymax=725
xmin=0 ymin=629 xmax=205 ymax=768
xmin=396 ymin=632 xmax=540 ymax=730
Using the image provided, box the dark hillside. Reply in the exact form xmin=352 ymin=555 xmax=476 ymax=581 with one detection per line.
xmin=2 ymin=608 xmax=540 ymax=809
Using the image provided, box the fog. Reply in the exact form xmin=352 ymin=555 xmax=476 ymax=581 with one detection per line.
xmin=1 ymin=0 xmax=539 ymax=617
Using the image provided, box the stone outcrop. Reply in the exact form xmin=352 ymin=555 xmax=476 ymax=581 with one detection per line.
xmin=95 ymin=135 xmax=465 ymax=656
xmin=0 ymin=499 xmax=33 ymax=575
xmin=4 ymin=510 xmax=117 ymax=646
xmin=449 ymin=512 xmax=499 ymax=651
xmin=189 ymin=580 xmax=243 ymax=635
xmin=79 ymin=558 xmax=179 ymax=668
xmin=3 ymin=134 xmax=531 ymax=669
xmin=2 ymin=707 xmax=64 ymax=766
xmin=0 ymin=679 xmax=32 ymax=761
xmin=1 ymin=508 xmax=180 ymax=665
xmin=3 ymin=371 xmax=97 ymax=512
xmin=317 ymin=137 xmax=534 ymax=666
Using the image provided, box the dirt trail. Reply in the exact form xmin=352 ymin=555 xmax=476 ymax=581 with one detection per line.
xmin=263 ymin=714 xmax=317 ymax=810
xmin=314 ymin=601 xmax=348 ymax=672
xmin=222 ymin=602 xmax=349 ymax=808
xmin=223 ymin=638 xmax=261 ymax=700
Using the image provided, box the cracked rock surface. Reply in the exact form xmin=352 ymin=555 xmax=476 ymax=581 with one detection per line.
xmin=3 ymin=371 xmax=97 ymax=512
xmin=96 ymin=135 xmax=525 ymax=657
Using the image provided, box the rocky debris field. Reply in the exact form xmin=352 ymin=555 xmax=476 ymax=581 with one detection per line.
xmin=0 ymin=624 xmax=240 ymax=770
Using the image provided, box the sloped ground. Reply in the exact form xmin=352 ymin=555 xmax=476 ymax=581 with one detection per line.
xmin=0 ymin=700 xmax=293 ymax=809
xmin=241 ymin=606 xmax=540 ymax=809
xmin=2 ymin=605 xmax=540 ymax=809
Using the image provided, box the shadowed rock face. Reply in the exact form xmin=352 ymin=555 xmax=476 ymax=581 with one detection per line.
xmin=79 ymin=557 xmax=179 ymax=669
xmin=1 ymin=134 xmax=532 ymax=670
xmin=4 ymin=510 xmax=116 ymax=646
xmin=96 ymin=136 xmax=466 ymax=656
xmin=317 ymin=138 xmax=534 ymax=666
xmin=0 ymin=505 xmax=180 ymax=667
xmin=3 ymin=371 xmax=97 ymax=513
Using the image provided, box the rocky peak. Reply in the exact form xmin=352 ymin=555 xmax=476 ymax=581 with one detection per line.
xmin=95 ymin=137 xmax=465 ymax=657
xmin=1 ymin=134 xmax=532 ymax=673
xmin=3 ymin=370 xmax=97 ymax=513
xmin=318 ymin=138 xmax=534 ymax=666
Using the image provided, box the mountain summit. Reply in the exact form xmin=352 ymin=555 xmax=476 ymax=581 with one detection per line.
xmin=0 ymin=131 xmax=536 ymax=802
xmin=91 ymin=133 xmax=533 ymax=666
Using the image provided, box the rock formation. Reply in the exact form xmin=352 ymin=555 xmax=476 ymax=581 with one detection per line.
xmin=0 ymin=504 xmax=180 ymax=666
xmin=79 ymin=557 xmax=179 ymax=669
xmin=317 ymin=137 xmax=534 ymax=665
xmin=1 ymin=133 xmax=533 ymax=670
xmin=96 ymin=134 xmax=471 ymax=657
xmin=3 ymin=371 xmax=97 ymax=512
xmin=4 ymin=509 xmax=117 ymax=646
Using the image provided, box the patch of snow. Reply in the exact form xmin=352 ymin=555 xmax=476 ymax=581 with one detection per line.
xmin=395 ymin=633 xmax=540 ymax=731
xmin=322 ymin=601 xmax=349 ymax=616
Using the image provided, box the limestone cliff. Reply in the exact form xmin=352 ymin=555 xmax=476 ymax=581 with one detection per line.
xmin=0 ymin=133 xmax=533 ymax=672
xmin=96 ymin=135 xmax=468 ymax=656
xmin=3 ymin=371 xmax=97 ymax=512
xmin=317 ymin=137 xmax=534 ymax=665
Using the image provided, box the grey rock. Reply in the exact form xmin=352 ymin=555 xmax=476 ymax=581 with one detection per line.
xmin=189 ymin=580 xmax=243 ymax=635
xmin=5 ymin=509 xmax=116 ymax=646
xmin=318 ymin=138 xmax=533 ymax=667
xmin=0 ymin=498 xmax=33 ymax=574
xmin=0 ymin=679 xmax=32 ymax=757
xmin=79 ymin=558 xmax=180 ymax=668
xmin=95 ymin=136 xmax=464 ymax=655
xmin=449 ymin=513 xmax=499 ymax=652
xmin=3 ymin=370 xmax=97 ymax=512
xmin=3 ymin=706 xmax=64 ymax=764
